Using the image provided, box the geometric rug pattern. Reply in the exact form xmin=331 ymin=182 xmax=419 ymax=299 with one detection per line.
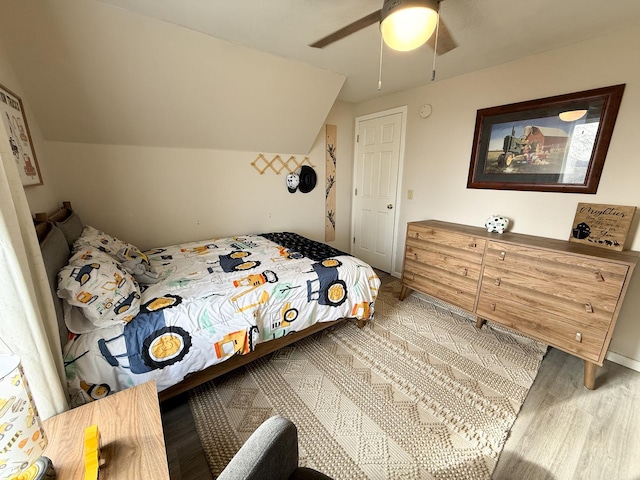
xmin=189 ymin=281 xmax=548 ymax=479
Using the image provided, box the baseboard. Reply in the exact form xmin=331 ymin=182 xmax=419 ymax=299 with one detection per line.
xmin=606 ymin=351 xmax=640 ymax=372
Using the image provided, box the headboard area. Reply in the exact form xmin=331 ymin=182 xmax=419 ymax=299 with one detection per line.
xmin=35 ymin=201 xmax=84 ymax=350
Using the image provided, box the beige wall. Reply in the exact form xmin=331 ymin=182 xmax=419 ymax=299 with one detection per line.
xmin=0 ymin=36 xmax=57 ymax=214
xmin=45 ymin=100 xmax=356 ymax=252
xmin=354 ymin=24 xmax=640 ymax=366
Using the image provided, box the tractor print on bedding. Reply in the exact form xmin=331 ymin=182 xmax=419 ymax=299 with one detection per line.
xmin=71 ymin=262 xmax=101 ymax=286
xmin=307 ymin=259 xmax=347 ymax=307
xmin=213 ymin=326 xmax=259 ymax=359
xmin=229 ymin=237 xmax=258 ymax=250
xmin=95 ymin=297 xmax=192 ymax=374
xmin=232 ymin=271 xmax=278 ymax=300
xmin=141 ymin=294 xmax=183 ymax=313
xmin=79 ymin=381 xmax=111 ymax=401
xmin=219 ymin=251 xmax=261 ymax=272
xmin=180 ymin=243 xmax=218 ymax=255
xmin=261 ymin=301 xmax=301 ymax=341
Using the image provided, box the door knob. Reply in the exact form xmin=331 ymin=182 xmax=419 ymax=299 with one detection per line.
xmin=387 ymin=204 xmax=393 ymax=209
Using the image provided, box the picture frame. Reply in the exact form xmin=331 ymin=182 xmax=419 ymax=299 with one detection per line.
xmin=0 ymin=82 xmax=42 ymax=186
xmin=569 ymin=203 xmax=636 ymax=251
xmin=467 ymin=84 xmax=625 ymax=193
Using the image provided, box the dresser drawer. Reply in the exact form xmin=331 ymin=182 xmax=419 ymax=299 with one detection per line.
xmin=406 ymin=224 xmax=486 ymax=260
xmin=481 ymin=267 xmax=619 ymax=329
xmin=402 ymin=258 xmax=477 ymax=311
xmin=477 ymin=292 xmax=607 ymax=362
xmin=404 ymin=242 xmax=483 ymax=280
xmin=483 ymin=241 xmax=627 ymax=326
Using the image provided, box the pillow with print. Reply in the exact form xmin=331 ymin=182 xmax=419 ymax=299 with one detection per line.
xmin=73 ymin=225 xmax=160 ymax=284
xmin=57 ymin=248 xmax=141 ymax=331
xmin=72 ymin=225 xmax=130 ymax=256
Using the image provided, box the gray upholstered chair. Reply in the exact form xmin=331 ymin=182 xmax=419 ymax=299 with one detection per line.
xmin=217 ymin=416 xmax=332 ymax=480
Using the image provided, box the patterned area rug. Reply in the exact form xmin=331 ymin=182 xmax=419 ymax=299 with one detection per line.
xmin=189 ymin=281 xmax=548 ymax=479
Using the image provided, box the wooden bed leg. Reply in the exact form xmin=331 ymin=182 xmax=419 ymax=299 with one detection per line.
xmin=475 ymin=317 xmax=486 ymax=329
xmin=584 ymin=361 xmax=597 ymax=390
xmin=357 ymin=318 xmax=367 ymax=329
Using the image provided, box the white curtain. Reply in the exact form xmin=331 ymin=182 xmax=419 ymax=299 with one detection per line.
xmin=0 ymin=146 xmax=68 ymax=419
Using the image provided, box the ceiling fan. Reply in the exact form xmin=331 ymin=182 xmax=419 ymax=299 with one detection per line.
xmin=309 ymin=0 xmax=457 ymax=55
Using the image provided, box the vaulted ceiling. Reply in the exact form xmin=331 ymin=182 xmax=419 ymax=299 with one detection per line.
xmin=1 ymin=0 xmax=640 ymax=153
xmin=97 ymin=0 xmax=640 ymax=103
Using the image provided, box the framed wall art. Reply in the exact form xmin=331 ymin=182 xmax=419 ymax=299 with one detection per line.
xmin=467 ymin=84 xmax=625 ymax=193
xmin=0 ymin=82 xmax=42 ymax=186
xmin=569 ymin=203 xmax=636 ymax=251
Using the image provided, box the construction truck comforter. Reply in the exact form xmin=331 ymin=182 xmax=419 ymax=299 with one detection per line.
xmin=61 ymin=231 xmax=380 ymax=406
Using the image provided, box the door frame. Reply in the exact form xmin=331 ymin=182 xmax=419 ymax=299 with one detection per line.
xmin=350 ymin=105 xmax=407 ymax=277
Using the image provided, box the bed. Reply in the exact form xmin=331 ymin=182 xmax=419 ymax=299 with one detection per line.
xmin=36 ymin=203 xmax=380 ymax=406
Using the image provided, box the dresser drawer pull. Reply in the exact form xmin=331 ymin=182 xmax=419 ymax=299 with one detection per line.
xmin=462 ymin=268 xmax=468 ymax=277
xmin=490 ymin=302 xmax=496 ymax=311
xmin=414 ymin=232 xmax=420 ymax=239
xmin=414 ymin=253 xmax=418 ymax=260
xmin=469 ymin=242 xmax=477 ymax=248
xmin=494 ymin=277 xmax=501 ymax=286
xmin=584 ymin=303 xmax=594 ymax=313
xmin=575 ymin=332 xmax=582 ymax=343
xmin=499 ymin=251 xmax=506 ymax=261
xmin=594 ymin=271 xmax=605 ymax=282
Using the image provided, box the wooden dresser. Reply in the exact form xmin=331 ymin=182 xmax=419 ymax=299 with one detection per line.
xmin=400 ymin=220 xmax=639 ymax=389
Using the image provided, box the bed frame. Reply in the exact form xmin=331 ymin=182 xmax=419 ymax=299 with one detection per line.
xmin=36 ymin=203 xmax=366 ymax=402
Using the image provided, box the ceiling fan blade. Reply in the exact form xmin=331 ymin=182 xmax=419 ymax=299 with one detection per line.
xmin=309 ymin=10 xmax=381 ymax=48
xmin=427 ymin=17 xmax=457 ymax=55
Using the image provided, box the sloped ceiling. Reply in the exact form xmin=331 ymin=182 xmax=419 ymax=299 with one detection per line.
xmin=99 ymin=0 xmax=640 ymax=104
xmin=2 ymin=0 xmax=640 ymax=153
xmin=0 ymin=0 xmax=345 ymax=153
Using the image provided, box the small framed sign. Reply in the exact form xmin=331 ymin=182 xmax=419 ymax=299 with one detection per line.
xmin=569 ymin=203 xmax=636 ymax=251
xmin=0 ymin=82 xmax=42 ymax=186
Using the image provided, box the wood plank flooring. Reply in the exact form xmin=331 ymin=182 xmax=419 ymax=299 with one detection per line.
xmin=161 ymin=271 xmax=640 ymax=479
xmin=494 ymin=348 xmax=640 ymax=480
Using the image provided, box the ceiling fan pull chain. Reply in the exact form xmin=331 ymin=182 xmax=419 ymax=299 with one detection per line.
xmin=378 ymin=34 xmax=384 ymax=90
xmin=431 ymin=2 xmax=441 ymax=81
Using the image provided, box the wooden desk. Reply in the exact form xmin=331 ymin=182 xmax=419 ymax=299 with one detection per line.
xmin=42 ymin=381 xmax=170 ymax=479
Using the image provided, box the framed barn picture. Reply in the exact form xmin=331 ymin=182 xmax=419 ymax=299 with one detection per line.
xmin=467 ymin=84 xmax=625 ymax=193
xmin=0 ymin=83 xmax=42 ymax=186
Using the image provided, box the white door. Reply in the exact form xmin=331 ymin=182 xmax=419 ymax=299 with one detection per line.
xmin=352 ymin=109 xmax=404 ymax=272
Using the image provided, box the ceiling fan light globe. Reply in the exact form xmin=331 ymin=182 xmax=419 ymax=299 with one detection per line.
xmin=380 ymin=7 xmax=438 ymax=51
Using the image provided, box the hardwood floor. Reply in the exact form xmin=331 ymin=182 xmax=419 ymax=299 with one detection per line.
xmin=161 ymin=271 xmax=640 ymax=479
xmin=161 ymin=393 xmax=213 ymax=480
xmin=494 ymin=348 xmax=640 ymax=480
